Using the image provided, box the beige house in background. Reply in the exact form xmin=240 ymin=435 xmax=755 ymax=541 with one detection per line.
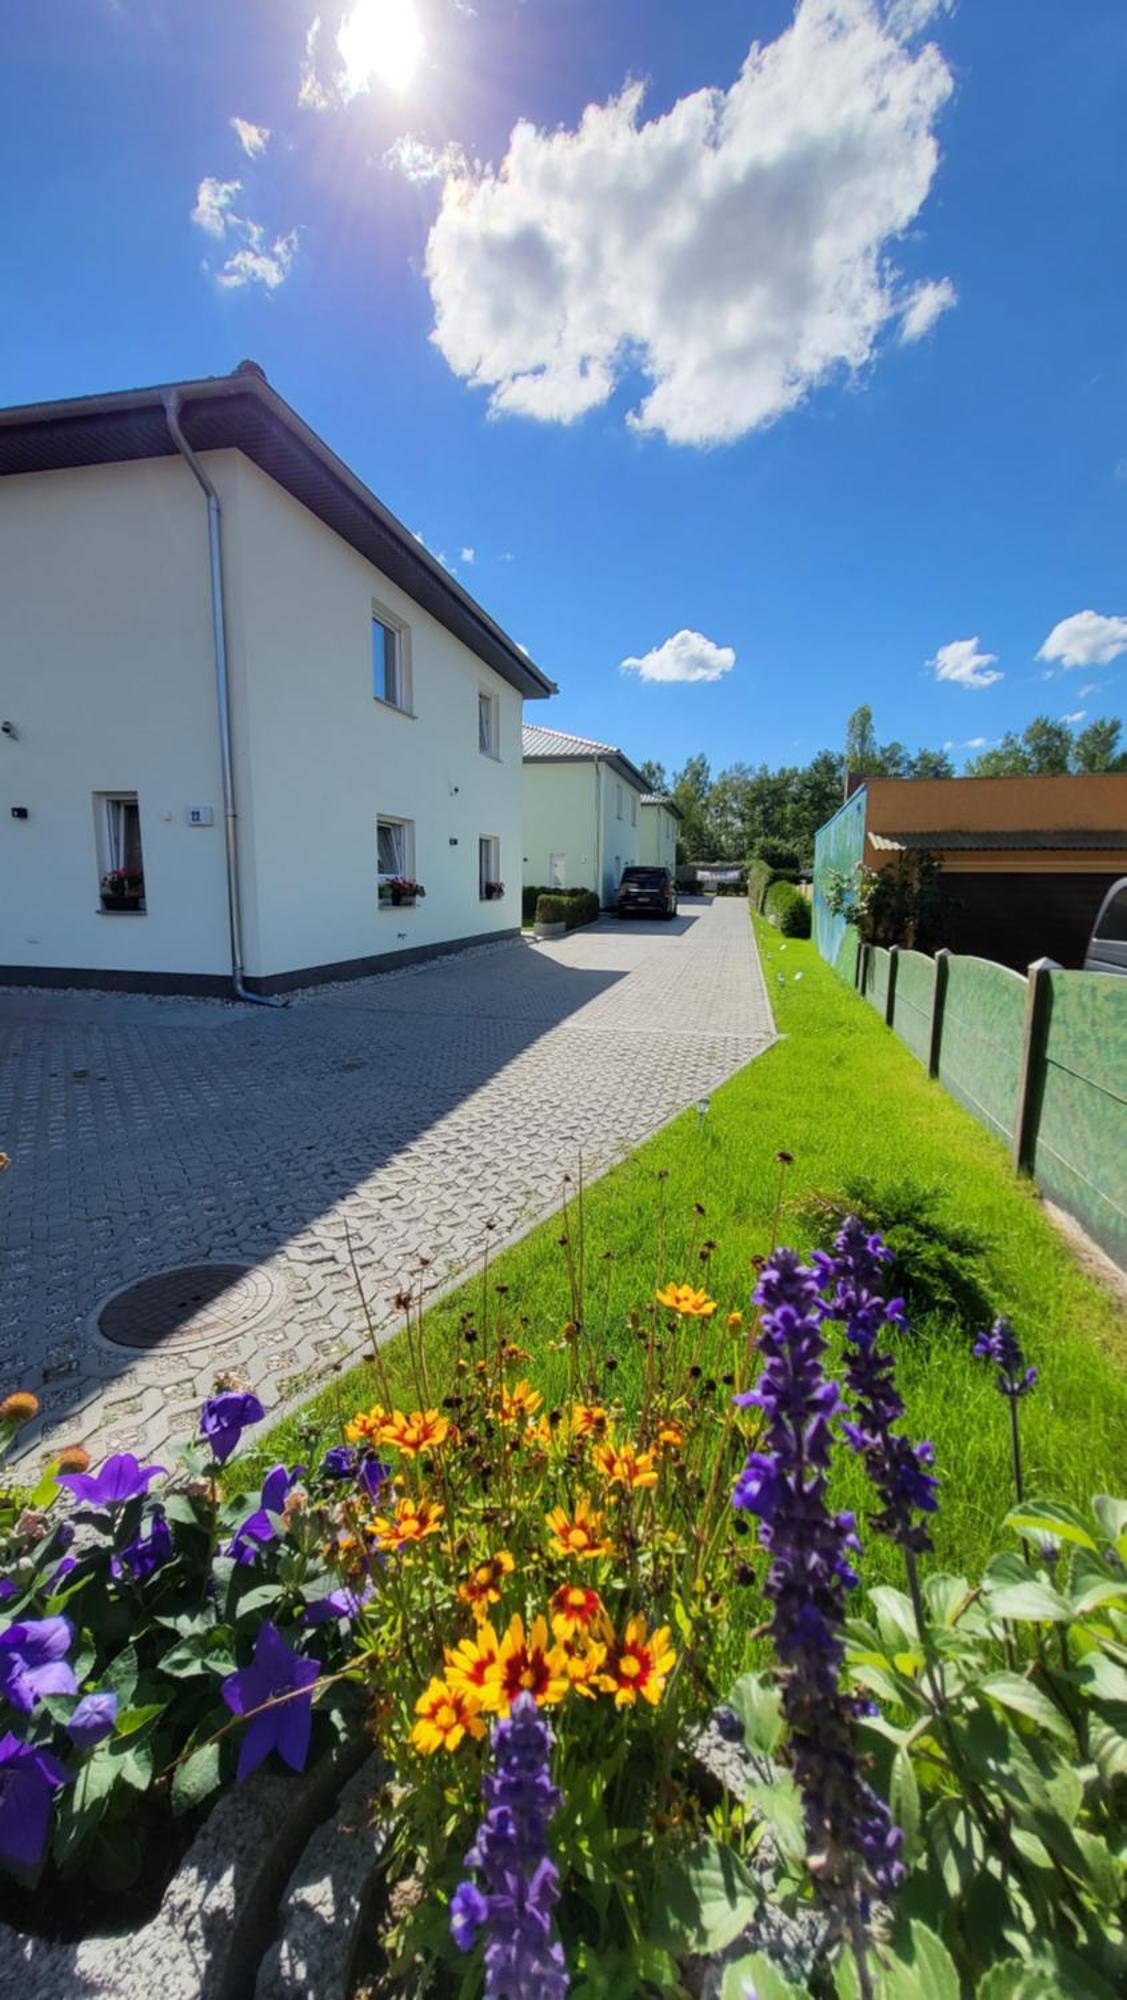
xmin=522 ymin=725 xmax=649 ymax=904
xmin=0 ymin=362 xmax=554 ymax=995
xmin=639 ymin=794 xmax=681 ymax=870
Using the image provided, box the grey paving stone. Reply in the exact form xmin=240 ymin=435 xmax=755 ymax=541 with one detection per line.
xmin=0 ymin=899 xmax=774 ymax=1463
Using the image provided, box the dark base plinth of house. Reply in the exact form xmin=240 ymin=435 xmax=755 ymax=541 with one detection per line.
xmin=0 ymin=928 xmax=520 ymax=1001
xmin=936 ymin=871 xmax=1117 ymax=971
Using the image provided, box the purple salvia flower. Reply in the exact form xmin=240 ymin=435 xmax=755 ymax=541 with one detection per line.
xmin=221 ymin=1620 xmax=319 ymax=1783
xmin=227 ymin=1465 xmax=304 ymax=1565
xmin=732 ymin=1247 xmax=904 ymax=1923
xmin=0 ymin=1616 xmax=77 ymax=1714
xmin=824 ymin=1218 xmax=938 ymax=1555
xmin=112 ymin=1507 xmax=173 ymax=1582
xmin=973 ymin=1317 xmax=1037 ymax=1399
xmin=66 ymin=1690 xmax=118 ymax=1748
xmin=58 ymin=1453 xmax=166 ymax=1508
xmin=0 ymin=1733 xmax=72 ymax=1869
xmin=451 ymin=1692 xmax=568 ymax=1998
xmin=199 ymin=1391 xmax=266 ymax=1465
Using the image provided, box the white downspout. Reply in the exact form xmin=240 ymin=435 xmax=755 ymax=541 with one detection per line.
xmin=163 ymin=391 xmax=284 ymax=1008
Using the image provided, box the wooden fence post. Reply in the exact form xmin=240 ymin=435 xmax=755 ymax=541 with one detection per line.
xmin=928 ymin=948 xmax=950 ymax=1078
xmin=885 ymin=945 xmax=899 ymax=1029
xmin=1012 ymin=957 xmax=1058 ymax=1174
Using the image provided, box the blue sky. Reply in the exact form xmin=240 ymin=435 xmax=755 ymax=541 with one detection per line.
xmin=3 ymin=0 xmax=1125 ymax=774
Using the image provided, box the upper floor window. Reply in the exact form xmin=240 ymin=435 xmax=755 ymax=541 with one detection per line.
xmin=479 ymin=689 xmax=500 ymax=757
xmin=96 ymin=793 xmax=145 ymax=912
xmin=616 ymin=782 xmax=623 ymax=820
xmin=372 ymin=605 xmax=411 ymax=712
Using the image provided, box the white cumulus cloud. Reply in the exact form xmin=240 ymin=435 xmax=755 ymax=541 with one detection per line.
xmin=884 ymin=0 xmax=955 ymax=37
xmin=1061 ymin=710 xmax=1086 ymax=725
xmin=927 ymin=637 xmax=1003 ymax=690
xmin=384 ymin=134 xmax=468 ymax=183
xmin=620 ymin=630 xmax=736 ymax=685
xmin=423 ymin=0 xmax=954 ymax=447
xmin=964 ymin=735 xmax=987 ymax=748
xmin=191 ymin=179 xmax=298 ymax=291
xmin=1037 ymin=610 xmax=1127 ymax=670
xmin=899 ymin=275 xmax=957 ymax=342
xmin=460 ymin=546 xmax=476 ymax=564
xmin=230 ymin=117 xmax=270 ymax=158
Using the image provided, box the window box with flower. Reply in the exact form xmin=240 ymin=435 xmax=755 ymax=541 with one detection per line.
xmin=482 ymin=880 xmax=505 ymax=902
xmin=378 ymin=877 xmax=426 ymax=909
xmin=99 ymin=867 xmax=145 ymax=913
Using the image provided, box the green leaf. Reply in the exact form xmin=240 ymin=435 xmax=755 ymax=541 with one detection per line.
xmin=721 ymin=1952 xmax=811 ymax=1999
xmin=745 ymin=1775 xmax=806 ymax=1862
xmin=890 ymin=1745 xmax=920 ymax=1855
xmin=1005 ymin=1499 xmax=1098 ymax=1553
xmin=976 ymin=1964 xmax=1054 ymax=1999
xmin=979 ymin=1672 xmax=1076 ymax=1744
xmin=104 ymin=1644 xmax=139 ymax=1703
xmin=982 ymin=1554 xmax=1071 ymax=1623
xmin=160 ymin=1492 xmax=208 ymax=1529
xmin=1090 ymin=1718 xmax=1127 ymax=1783
xmin=725 ymin=1672 xmax=784 ymax=1756
xmin=1073 ymin=1829 xmax=1124 ymax=1911
xmin=650 ymin=1838 xmax=760 ymax=1956
xmin=1092 ymin=1494 xmax=1127 ymax=1555
xmin=869 ymin=1586 xmax=919 ymax=1650
xmin=171 ymin=1739 xmax=222 ymax=1816
xmin=835 ymin=1922 xmax=959 ymax=2000
xmin=923 ymin=1573 xmax=973 ymax=1627
xmin=27 ymin=1467 xmax=61 ymax=1510
xmin=114 ymin=1701 xmax=165 ymax=1739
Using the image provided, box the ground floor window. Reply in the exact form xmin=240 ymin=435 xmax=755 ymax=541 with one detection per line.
xmin=549 ymin=853 xmax=566 ymax=888
xmin=479 ymin=835 xmax=502 ymax=900
xmin=96 ymin=793 xmax=145 ymax=911
xmin=378 ymin=816 xmax=419 ymax=905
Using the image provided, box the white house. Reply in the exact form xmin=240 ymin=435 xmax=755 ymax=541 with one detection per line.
xmin=0 ymin=362 xmax=554 ymax=996
xmin=522 ymin=725 xmax=650 ymax=905
xmin=639 ymin=794 xmax=682 ymax=870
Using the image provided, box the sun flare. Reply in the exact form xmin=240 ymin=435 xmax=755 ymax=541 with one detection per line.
xmin=337 ymin=0 xmax=425 ymax=96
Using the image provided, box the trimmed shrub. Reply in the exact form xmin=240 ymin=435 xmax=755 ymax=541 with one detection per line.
xmin=764 ymin=879 xmax=811 ymax=936
xmin=748 ymin=860 xmax=800 ymax=914
xmin=532 ymin=890 xmax=599 ymax=930
xmin=534 ymin=894 xmax=569 ymax=926
xmin=793 ymin=1176 xmax=993 ymax=1333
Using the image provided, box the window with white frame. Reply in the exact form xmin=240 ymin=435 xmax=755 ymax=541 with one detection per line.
xmin=95 ymin=793 xmax=145 ymax=910
xmin=478 ymin=688 xmax=500 ymax=757
xmin=479 ymin=834 xmax=501 ymax=899
xmin=372 ymin=606 xmax=410 ymax=711
xmin=377 ymin=815 xmax=415 ymax=898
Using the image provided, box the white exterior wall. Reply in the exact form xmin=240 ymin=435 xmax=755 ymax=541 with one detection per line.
xmin=226 ymin=455 xmax=523 ymax=979
xmin=639 ymin=802 xmax=678 ymax=869
xmin=599 ymin=767 xmax=644 ymax=904
xmin=0 ymin=456 xmax=239 ymax=979
xmin=1 ymin=448 xmax=526 ymax=985
xmin=521 ymin=762 xmax=598 ymax=894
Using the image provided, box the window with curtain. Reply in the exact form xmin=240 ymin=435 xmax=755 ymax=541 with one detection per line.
xmin=479 ymin=834 xmax=500 ymax=898
xmin=377 ymin=817 xmax=410 ymax=878
xmin=478 ymin=689 xmax=498 ymax=756
xmin=96 ymin=793 xmax=145 ymax=908
xmin=373 ymin=613 xmax=408 ymax=709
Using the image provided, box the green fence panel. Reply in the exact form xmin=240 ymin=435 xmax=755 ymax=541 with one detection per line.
xmin=891 ymin=950 xmax=935 ymax=1067
xmin=1030 ymin=970 xmax=1127 ymax=1269
xmin=863 ymin=946 xmax=891 ymax=1017
xmin=936 ymin=955 xmax=1027 ymax=1146
xmin=835 ymin=927 xmax=860 ymax=986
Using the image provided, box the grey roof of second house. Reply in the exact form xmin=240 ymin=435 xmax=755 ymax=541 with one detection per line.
xmin=640 ymin=793 xmax=683 ymax=818
xmin=870 ymin=827 xmax=1127 ymax=853
xmin=0 ymin=362 xmax=555 ymax=702
xmin=522 ymin=723 xmax=649 ymax=793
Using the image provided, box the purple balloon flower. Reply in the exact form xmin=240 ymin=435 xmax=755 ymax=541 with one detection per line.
xmin=0 ymin=1733 xmax=72 ymax=1869
xmin=302 ymin=1580 xmax=373 ymax=1625
xmin=200 ymin=1391 xmax=266 ymax=1465
xmin=228 ymin=1465 xmax=304 ymax=1565
xmin=0 ymin=1615 xmax=77 ymax=1714
xmin=451 ymin=1693 xmax=568 ymax=1997
xmin=0 ymin=1580 xmax=16 ymax=1603
xmin=112 ymin=1507 xmax=174 ymax=1583
xmin=319 ymin=1445 xmax=355 ymax=1481
xmin=66 ymin=1689 xmax=118 ymax=1749
xmin=318 ymin=1446 xmax=390 ymax=1502
xmin=58 ymin=1454 xmax=166 ymax=1509
xmin=221 ymin=1621 xmax=319 ymax=1783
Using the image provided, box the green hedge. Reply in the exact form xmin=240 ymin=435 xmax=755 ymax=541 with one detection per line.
xmin=747 ymin=859 xmax=800 ymax=914
xmin=764 ymin=879 xmax=812 ymax=937
xmin=530 ymin=888 xmax=600 ymax=930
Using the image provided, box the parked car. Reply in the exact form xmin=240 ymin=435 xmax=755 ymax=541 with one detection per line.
xmin=1084 ymin=877 xmax=1127 ymax=975
xmin=614 ymin=865 xmax=678 ymax=920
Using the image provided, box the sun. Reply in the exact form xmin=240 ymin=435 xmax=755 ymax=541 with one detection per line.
xmin=337 ymin=0 xmax=425 ymax=96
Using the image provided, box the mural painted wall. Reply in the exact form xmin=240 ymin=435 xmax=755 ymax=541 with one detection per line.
xmin=813 ymin=786 xmax=867 ymax=969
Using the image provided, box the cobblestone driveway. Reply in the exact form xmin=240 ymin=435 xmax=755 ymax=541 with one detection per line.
xmin=0 ymin=898 xmax=773 ymax=1463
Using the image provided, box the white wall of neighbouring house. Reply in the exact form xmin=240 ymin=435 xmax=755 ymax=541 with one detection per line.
xmin=0 ymin=455 xmax=241 ymax=981
xmin=639 ymin=803 xmax=678 ymax=869
xmin=227 ymin=453 xmax=525 ymax=981
xmin=598 ymin=766 xmax=644 ymax=904
xmin=521 ymin=761 xmax=598 ymax=894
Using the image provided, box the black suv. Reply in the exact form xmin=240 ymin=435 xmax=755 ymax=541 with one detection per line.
xmin=614 ymin=866 xmax=678 ymax=920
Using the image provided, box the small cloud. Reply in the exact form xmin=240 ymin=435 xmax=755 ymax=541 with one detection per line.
xmin=899 ymin=276 xmax=957 ymax=344
xmin=460 ymin=546 xmax=476 ymax=564
xmin=498 ymin=551 xmax=514 ymax=563
xmin=885 ymin=0 xmax=955 ymax=38
xmin=1114 ymin=458 xmax=1127 ymax=482
xmin=620 ymin=629 xmax=735 ymax=685
xmin=1078 ymin=682 xmax=1100 ymax=698
xmin=927 ymin=637 xmax=1003 ymax=690
xmin=964 ymin=736 xmax=987 ymax=748
xmin=384 ymin=134 xmax=467 ymax=184
xmin=298 ymin=16 xmax=331 ymax=109
xmin=192 ymin=176 xmax=241 ymax=239
xmin=230 ymin=117 xmax=270 ymax=158
xmin=1061 ymin=710 xmax=1086 ymax=725
xmin=1037 ymin=609 xmax=1127 ymax=670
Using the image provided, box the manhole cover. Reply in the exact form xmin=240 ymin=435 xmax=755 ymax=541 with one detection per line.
xmin=97 ymin=1264 xmax=285 ymax=1353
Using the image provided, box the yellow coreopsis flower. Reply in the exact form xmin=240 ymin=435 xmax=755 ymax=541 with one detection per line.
xmin=560 ymin=1635 xmax=608 ymax=1698
xmin=545 ymin=1495 xmax=614 ymax=1561
xmin=593 ymin=1441 xmax=659 ymax=1491
xmin=498 ymin=1379 xmax=543 ymax=1426
xmin=458 ymin=1550 xmax=516 ymax=1619
xmin=446 ymin=1621 xmax=501 ymax=1702
xmin=345 ymin=1403 xmax=388 ymax=1448
xmin=655 ymin=1283 xmax=718 ymax=1319
xmin=410 ymin=1676 xmax=486 ymax=1754
xmin=571 ymin=1403 xmax=613 ymax=1443
xmin=372 ymin=1495 xmax=445 ymax=1550
xmin=549 ymin=1583 xmax=605 ymax=1643
xmin=596 ymin=1614 xmax=677 ymax=1707
xmin=484 ymin=1613 xmax=569 ymax=1714
xmin=379 ymin=1408 xmax=451 ymax=1456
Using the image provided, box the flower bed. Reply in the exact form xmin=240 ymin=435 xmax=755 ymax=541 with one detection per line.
xmin=2 ymin=1211 xmax=1126 ymax=1996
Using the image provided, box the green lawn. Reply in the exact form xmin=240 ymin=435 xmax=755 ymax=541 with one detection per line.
xmin=236 ymin=914 xmax=1127 ymax=1597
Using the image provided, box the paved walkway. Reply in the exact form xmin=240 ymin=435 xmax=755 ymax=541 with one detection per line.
xmin=0 ymin=899 xmax=773 ymax=1463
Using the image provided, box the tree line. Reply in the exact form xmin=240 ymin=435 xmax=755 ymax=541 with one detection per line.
xmin=641 ymin=706 xmax=1126 ymax=867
